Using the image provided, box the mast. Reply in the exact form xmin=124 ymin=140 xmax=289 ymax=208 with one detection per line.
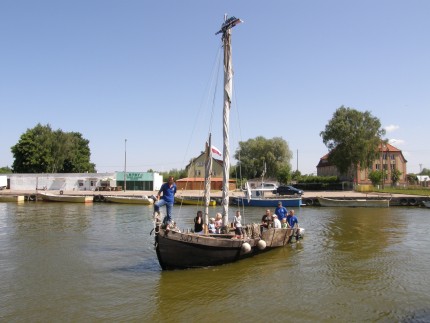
xmin=216 ymin=15 xmax=242 ymax=230
xmin=203 ymin=134 xmax=212 ymax=234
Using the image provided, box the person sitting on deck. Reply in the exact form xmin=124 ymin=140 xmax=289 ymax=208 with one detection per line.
xmin=261 ymin=209 xmax=272 ymax=233
xmin=194 ymin=210 xmax=204 ymax=234
xmin=272 ymin=213 xmax=282 ymax=228
xmin=281 ymin=218 xmax=288 ymax=229
xmin=208 ymin=217 xmax=216 ymax=234
xmin=215 ymin=213 xmax=222 ymax=234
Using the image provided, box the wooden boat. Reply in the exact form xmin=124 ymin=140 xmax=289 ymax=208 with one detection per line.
xmin=317 ymin=196 xmax=390 ymax=207
xmin=0 ymin=195 xmax=25 ymax=202
xmin=175 ymin=196 xmax=216 ymax=206
xmin=154 ymin=16 xmax=303 ymax=270
xmin=104 ymin=195 xmax=154 ymax=205
xmin=422 ymin=201 xmax=430 ymax=208
xmin=38 ymin=192 xmax=93 ymax=203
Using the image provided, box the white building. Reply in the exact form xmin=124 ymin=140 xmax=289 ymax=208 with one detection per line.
xmin=7 ymin=172 xmax=163 ymax=191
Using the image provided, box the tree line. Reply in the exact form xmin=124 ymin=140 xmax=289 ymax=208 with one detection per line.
xmin=3 ymin=106 xmax=421 ymax=184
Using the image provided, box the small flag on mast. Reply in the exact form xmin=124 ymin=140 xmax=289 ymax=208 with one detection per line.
xmin=211 ymin=146 xmax=222 ymax=156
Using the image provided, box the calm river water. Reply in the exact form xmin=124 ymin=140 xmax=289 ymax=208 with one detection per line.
xmin=1 ymin=202 xmax=429 ymax=322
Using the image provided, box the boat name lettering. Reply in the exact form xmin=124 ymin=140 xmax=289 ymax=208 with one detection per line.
xmin=180 ymin=234 xmax=193 ymax=242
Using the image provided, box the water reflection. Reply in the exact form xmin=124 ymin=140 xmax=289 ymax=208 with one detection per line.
xmin=1 ymin=203 xmax=430 ymax=321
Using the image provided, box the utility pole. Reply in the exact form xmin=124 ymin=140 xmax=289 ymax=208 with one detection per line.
xmin=124 ymin=139 xmax=127 ymax=192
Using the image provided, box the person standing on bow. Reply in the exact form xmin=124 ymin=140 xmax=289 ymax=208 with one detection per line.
xmin=154 ymin=176 xmax=177 ymax=230
xmin=274 ymin=201 xmax=288 ymax=222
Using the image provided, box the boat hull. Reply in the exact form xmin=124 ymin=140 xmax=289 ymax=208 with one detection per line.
xmin=104 ymin=196 xmax=153 ymax=205
xmin=232 ymin=197 xmax=302 ymax=207
xmin=38 ymin=193 xmax=93 ymax=203
xmin=317 ymin=197 xmax=390 ymax=207
xmin=175 ymin=196 xmax=216 ymax=206
xmin=155 ymin=225 xmax=299 ymax=270
xmin=422 ymin=201 xmax=430 ymax=208
xmin=0 ymin=195 xmax=25 ymax=202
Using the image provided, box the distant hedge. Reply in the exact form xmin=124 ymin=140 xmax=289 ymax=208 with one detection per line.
xmin=294 ymin=175 xmax=350 ymax=191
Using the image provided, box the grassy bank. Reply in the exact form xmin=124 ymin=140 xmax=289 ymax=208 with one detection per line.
xmin=373 ymin=187 xmax=430 ymax=196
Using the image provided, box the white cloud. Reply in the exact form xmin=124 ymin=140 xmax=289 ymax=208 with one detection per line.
xmin=384 ymin=124 xmax=399 ymax=133
xmin=389 ymin=138 xmax=405 ymax=146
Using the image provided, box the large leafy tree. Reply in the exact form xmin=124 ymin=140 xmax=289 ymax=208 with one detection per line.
xmin=11 ymin=123 xmax=96 ymax=173
xmin=320 ymin=106 xmax=385 ymax=175
xmin=234 ymin=136 xmax=292 ymax=180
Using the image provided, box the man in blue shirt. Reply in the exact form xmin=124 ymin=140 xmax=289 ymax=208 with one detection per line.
xmin=287 ymin=209 xmax=298 ymax=228
xmin=274 ymin=201 xmax=288 ymax=222
xmin=287 ymin=209 xmax=300 ymax=243
xmin=154 ymin=176 xmax=177 ymax=230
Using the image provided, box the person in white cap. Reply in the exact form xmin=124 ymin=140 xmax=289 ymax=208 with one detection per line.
xmin=272 ymin=213 xmax=281 ymax=229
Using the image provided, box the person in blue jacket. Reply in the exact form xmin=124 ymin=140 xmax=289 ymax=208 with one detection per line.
xmin=154 ymin=176 xmax=177 ymax=230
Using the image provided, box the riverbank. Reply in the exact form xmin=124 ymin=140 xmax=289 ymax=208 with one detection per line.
xmin=1 ymin=188 xmax=426 ymax=207
xmin=0 ymin=188 xmax=419 ymax=198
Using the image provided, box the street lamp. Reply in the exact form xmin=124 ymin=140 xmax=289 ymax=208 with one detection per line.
xmin=124 ymin=139 xmax=127 ymax=192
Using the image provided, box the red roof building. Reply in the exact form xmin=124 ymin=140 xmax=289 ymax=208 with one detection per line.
xmin=317 ymin=143 xmax=408 ymax=185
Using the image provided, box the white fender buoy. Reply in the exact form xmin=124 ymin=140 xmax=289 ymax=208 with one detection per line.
xmin=241 ymin=242 xmax=251 ymax=254
xmin=257 ymin=240 xmax=266 ymax=250
xmin=299 ymin=228 xmax=305 ymax=237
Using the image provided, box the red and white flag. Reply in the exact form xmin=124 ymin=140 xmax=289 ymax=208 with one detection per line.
xmin=211 ymin=145 xmax=222 ymax=156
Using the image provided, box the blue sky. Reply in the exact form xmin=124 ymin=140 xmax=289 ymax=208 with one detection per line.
xmin=1 ymin=1 xmax=429 ymax=175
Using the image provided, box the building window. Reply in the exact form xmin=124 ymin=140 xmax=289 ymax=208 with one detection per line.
xmin=390 ymin=154 xmax=395 ymax=160
xmin=376 ymin=164 xmax=380 ymax=170
xmin=391 ymin=164 xmax=396 ymax=170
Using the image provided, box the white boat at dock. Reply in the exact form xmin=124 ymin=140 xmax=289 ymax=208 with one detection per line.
xmin=317 ymin=196 xmax=390 ymax=207
xmin=38 ymin=192 xmax=93 ymax=203
xmin=104 ymin=195 xmax=154 ymax=205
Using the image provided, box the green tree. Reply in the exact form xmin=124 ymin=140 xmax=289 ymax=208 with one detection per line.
xmin=11 ymin=123 xmax=95 ymax=173
xmin=368 ymin=170 xmax=383 ymax=186
xmin=234 ymin=136 xmax=292 ymax=180
xmin=419 ymin=168 xmax=430 ymax=176
xmin=291 ymin=170 xmax=302 ymax=181
xmin=391 ymin=169 xmax=402 ymax=186
xmin=0 ymin=166 xmax=12 ymax=174
xmin=320 ymin=106 xmax=386 ymax=175
xmin=277 ymin=164 xmax=292 ymax=184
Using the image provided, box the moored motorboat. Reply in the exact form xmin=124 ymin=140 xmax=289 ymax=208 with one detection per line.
xmin=232 ymin=195 xmax=302 ymax=207
xmin=38 ymin=192 xmax=93 ymax=203
xmin=422 ymin=201 xmax=430 ymax=208
xmin=317 ymin=196 xmax=390 ymax=207
xmin=104 ymin=195 xmax=154 ymax=205
xmin=175 ymin=196 xmax=216 ymax=206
